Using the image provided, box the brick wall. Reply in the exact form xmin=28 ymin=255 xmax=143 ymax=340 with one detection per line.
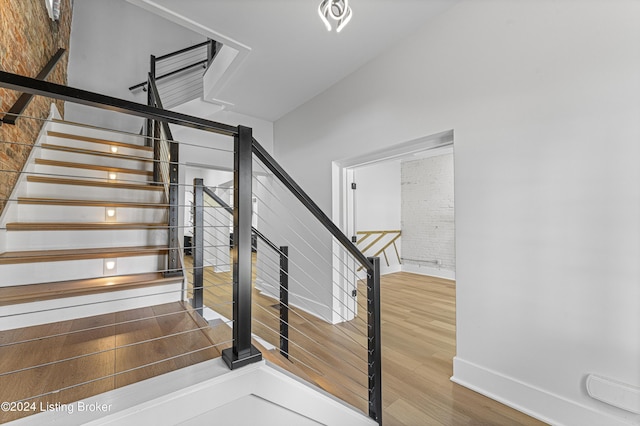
xmin=0 ymin=0 xmax=72 ymax=213
xmin=401 ymin=153 xmax=455 ymax=272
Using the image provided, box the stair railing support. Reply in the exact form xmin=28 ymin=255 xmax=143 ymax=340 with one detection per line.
xmin=367 ymin=256 xmax=383 ymax=425
xmin=192 ymin=178 xmax=204 ymax=316
xmin=165 ymin=137 xmax=181 ymax=277
xmin=0 ymin=48 xmax=66 ymax=126
xmin=279 ymin=246 xmax=289 ymax=359
xmin=146 ymin=55 xmax=156 ymax=149
xmin=222 ymin=125 xmax=263 ymax=369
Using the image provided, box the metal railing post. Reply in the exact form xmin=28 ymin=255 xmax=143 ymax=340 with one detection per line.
xmin=367 ymin=256 xmax=383 ymax=425
xmin=207 ymin=39 xmax=217 ymax=68
xmin=279 ymin=246 xmax=289 ymax=359
xmin=146 ymin=55 xmax=156 ymax=148
xmin=165 ymin=133 xmax=181 ymax=277
xmin=193 ymin=179 xmax=204 ymax=316
xmin=222 ymin=125 xmax=262 ymax=369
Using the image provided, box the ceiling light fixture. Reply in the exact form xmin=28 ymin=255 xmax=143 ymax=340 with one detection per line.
xmin=318 ymin=0 xmax=353 ymax=33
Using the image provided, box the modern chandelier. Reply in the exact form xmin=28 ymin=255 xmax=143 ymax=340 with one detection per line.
xmin=318 ymin=0 xmax=353 ymax=33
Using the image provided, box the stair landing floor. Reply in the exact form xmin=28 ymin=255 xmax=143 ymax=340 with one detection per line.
xmin=0 ymin=301 xmax=225 ymax=423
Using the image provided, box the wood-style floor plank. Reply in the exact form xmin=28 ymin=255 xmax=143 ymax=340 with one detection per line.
xmin=189 ymin=255 xmax=548 ymax=426
xmin=0 ymin=302 xmax=217 ymax=423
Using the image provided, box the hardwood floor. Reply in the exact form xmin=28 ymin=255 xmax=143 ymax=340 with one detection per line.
xmin=0 ymin=301 xmax=220 ymax=424
xmin=0 ymin=260 xmax=548 ymax=425
xmin=377 ymin=273 xmax=547 ymax=426
xmin=190 ymin=256 xmax=547 ymax=425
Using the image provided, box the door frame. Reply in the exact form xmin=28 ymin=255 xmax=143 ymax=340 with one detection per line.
xmin=329 ymin=130 xmax=454 ymax=323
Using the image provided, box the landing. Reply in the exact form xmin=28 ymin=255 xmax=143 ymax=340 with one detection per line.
xmin=0 ymin=301 xmax=225 ymax=423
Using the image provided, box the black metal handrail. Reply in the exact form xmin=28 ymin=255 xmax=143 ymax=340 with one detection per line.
xmin=0 ymin=48 xmax=66 ymax=126
xmin=0 ymin=71 xmax=236 ymax=136
xmin=0 ymin=70 xmax=381 ymax=424
xmin=0 ymin=69 xmax=375 ymax=272
xmin=251 ymin=139 xmax=374 ymax=271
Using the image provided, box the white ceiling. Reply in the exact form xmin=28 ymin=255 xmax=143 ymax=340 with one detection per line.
xmin=127 ymin=0 xmax=458 ymax=121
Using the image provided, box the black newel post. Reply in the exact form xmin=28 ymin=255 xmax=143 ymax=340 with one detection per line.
xmin=192 ymin=178 xmax=204 ymax=316
xmin=367 ymin=256 xmax=383 ymax=425
xmin=165 ymin=132 xmax=180 ymax=277
xmin=279 ymin=246 xmax=289 ymax=359
xmin=222 ymin=125 xmax=263 ymax=369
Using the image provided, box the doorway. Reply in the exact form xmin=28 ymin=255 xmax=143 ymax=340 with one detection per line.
xmin=331 ymin=130 xmax=455 ymax=319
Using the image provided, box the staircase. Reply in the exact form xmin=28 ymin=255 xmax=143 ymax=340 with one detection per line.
xmin=0 ymin=67 xmax=382 ymax=425
xmin=0 ymin=118 xmax=184 ymax=331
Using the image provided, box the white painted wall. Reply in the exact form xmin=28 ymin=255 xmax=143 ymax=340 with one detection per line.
xmin=66 ymin=0 xmax=205 ymax=132
xmin=184 ymin=167 xmax=232 ymax=273
xmin=401 ymin=153 xmax=455 ymax=279
xmin=274 ymin=1 xmax=640 ymax=425
xmin=353 ymin=161 xmax=402 ymax=275
xmin=354 ymin=161 xmax=401 ymax=231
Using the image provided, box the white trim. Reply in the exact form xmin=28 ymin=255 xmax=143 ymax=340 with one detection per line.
xmin=334 ymin=130 xmax=453 ymax=169
xmin=330 ymin=130 xmax=455 ymax=323
xmin=11 ymin=359 xmax=375 ymax=426
xmin=255 ymin=280 xmax=333 ymax=324
xmin=401 ymin=263 xmax=455 ymax=280
xmin=452 ymin=357 xmax=636 ymax=426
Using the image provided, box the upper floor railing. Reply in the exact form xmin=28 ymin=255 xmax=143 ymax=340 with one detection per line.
xmin=129 ymin=40 xmax=217 ymax=109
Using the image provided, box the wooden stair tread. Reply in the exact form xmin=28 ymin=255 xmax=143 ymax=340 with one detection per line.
xmin=41 ymin=143 xmax=153 ymax=162
xmin=0 ymin=272 xmax=179 ymax=306
xmin=18 ymin=197 xmax=169 ymax=208
xmin=35 ymin=158 xmax=152 ymax=176
xmin=0 ymin=245 xmax=168 ymax=264
xmin=26 ymin=175 xmax=163 ymax=191
xmin=47 ymin=131 xmax=153 ymax=152
xmin=6 ymin=222 xmax=168 ymax=231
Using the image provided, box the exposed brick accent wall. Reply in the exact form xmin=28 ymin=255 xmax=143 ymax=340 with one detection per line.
xmin=401 ymin=153 xmax=455 ymax=272
xmin=0 ymin=0 xmax=72 ymax=213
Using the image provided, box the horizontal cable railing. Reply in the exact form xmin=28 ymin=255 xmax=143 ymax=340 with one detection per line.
xmin=0 ymin=71 xmax=382 ymax=425
xmin=129 ymin=40 xmax=216 ymax=109
xmin=0 ymin=111 xmax=234 ymax=423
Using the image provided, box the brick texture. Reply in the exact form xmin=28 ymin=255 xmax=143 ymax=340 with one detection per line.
xmin=0 ymin=0 xmax=72 ymax=214
xmin=401 ymin=153 xmax=455 ymax=272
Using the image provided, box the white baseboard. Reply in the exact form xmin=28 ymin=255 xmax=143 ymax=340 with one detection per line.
xmin=401 ymin=263 xmax=455 ymax=280
xmin=381 ymin=264 xmax=402 ymax=276
xmin=452 ymin=357 xmax=637 ymax=426
xmin=255 ymin=279 xmax=332 ymax=323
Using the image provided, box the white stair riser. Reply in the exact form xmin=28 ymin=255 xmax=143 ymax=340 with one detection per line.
xmin=24 ymin=182 xmax=165 ymax=203
xmin=46 ymin=135 xmax=154 ymax=159
xmin=0 ymin=254 xmax=168 ymax=286
xmin=16 ymin=204 xmax=168 ymax=223
xmin=0 ymin=281 xmax=183 ymax=331
xmin=34 ymin=164 xmax=151 ymax=184
xmin=39 ymin=147 xmax=153 ymax=172
xmin=49 ymin=121 xmax=149 ymax=147
xmin=6 ymin=228 xmax=168 ymax=251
